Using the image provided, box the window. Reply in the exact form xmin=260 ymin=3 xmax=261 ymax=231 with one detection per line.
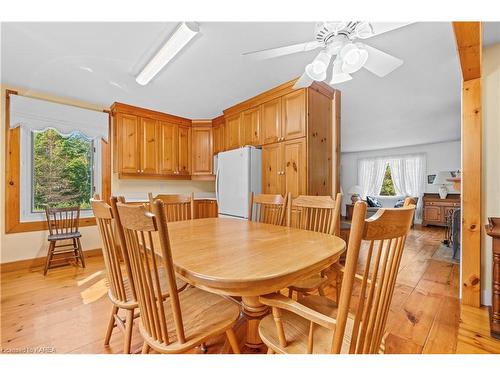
xmin=32 ymin=129 xmax=94 ymax=212
xmin=379 ymin=164 xmax=396 ymax=196
xmin=20 ymin=127 xmax=101 ymax=222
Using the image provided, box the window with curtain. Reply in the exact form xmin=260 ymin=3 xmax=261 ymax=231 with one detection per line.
xmin=10 ymin=94 xmax=108 ymax=222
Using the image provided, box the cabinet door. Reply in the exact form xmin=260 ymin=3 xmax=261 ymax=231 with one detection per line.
xmin=158 ymin=121 xmax=178 ymax=175
xmin=262 ymin=143 xmax=283 ymax=195
xmin=424 ymin=205 xmax=441 ymax=222
xmin=192 ymin=126 xmax=213 ymax=175
xmin=282 ymin=89 xmax=306 ymax=140
xmin=178 ymin=125 xmax=191 ymax=175
xmin=260 ymin=98 xmax=282 ymax=145
xmin=242 ymin=107 xmax=261 ymax=146
xmin=225 ymin=113 xmax=241 ymax=150
xmin=117 ymin=113 xmax=140 ymax=174
xmin=140 ymin=117 xmax=159 ymax=174
xmin=283 ymin=138 xmax=307 ymax=198
xmin=213 ymin=125 xmax=221 ymax=155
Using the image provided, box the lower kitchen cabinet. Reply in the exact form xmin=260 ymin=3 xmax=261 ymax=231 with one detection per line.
xmin=193 ymin=200 xmax=218 ymax=219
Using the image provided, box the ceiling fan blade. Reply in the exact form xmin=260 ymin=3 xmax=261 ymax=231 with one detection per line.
xmin=361 ymin=43 xmax=403 ymax=77
xmin=359 ymin=22 xmax=414 ymax=39
xmin=243 ymin=41 xmax=322 ymax=60
xmin=293 ymin=72 xmax=314 ymax=89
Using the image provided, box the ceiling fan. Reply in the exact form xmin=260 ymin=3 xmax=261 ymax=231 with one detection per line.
xmin=243 ymin=22 xmax=413 ymax=89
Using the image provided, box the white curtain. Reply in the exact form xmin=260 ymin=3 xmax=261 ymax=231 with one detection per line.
xmin=388 ymin=158 xmax=406 ymax=196
xmin=9 ymin=94 xmax=108 ymax=140
xmin=403 ymin=155 xmax=426 ymax=219
xmin=358 ymin=158 xmax=387 ymax=198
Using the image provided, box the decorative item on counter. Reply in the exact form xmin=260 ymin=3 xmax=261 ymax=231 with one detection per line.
xmin=433 ymin=171 xmax=453 ymax=199
xmin=348 ymin=185 xmax=363 ymax=203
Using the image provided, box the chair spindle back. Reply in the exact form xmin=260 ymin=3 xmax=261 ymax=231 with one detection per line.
xmin=148 ymin=193 xmax=194 ymax=222
xmin=248 ymin=193 xmax=287 ymax=225
xmin=45 ymin=206 xmax=80 ymax=235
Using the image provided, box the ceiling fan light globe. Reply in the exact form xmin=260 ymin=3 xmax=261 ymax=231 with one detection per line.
xmin=340 ymin=45 xmax=368 ymax=73
xmin=330 ymin=58 xmax=352 ymax=85
xmin=305 ymin=62 xmax=327 ymax=81
xmin=354 ymin=22 xmax=374 ymax=39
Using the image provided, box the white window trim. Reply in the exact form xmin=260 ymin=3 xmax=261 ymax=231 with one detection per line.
xmin=19 ymin=127 xmax=101 ymax=223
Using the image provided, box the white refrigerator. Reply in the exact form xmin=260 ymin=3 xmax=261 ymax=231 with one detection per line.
xmin=214 ymin=146 xmax=262 ymax=219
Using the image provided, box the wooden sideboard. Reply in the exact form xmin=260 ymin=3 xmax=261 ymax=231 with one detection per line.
xmin=422 ymin=193 xmax=461 ymax=227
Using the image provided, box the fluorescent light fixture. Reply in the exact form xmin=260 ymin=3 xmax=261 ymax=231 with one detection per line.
xmin=136 ymin=22 xmax=199 ymax=86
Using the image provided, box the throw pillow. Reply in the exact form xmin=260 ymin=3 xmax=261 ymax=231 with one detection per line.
xmin=366 ymin=196 xmax=382 ymax=207
xmin=394 ymin=198 xmax=405 ymax=208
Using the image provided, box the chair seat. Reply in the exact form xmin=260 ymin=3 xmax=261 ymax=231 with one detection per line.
xmin=288 ymin=275 xmax=329 ymax=293
xmin=108 ymin=269 xmax=188 ymax=310
xmin=47 ymin=231 xmax=82 ymax=241
xmin=140 ymin=287 xmax=240 ymax=354
xmin=258 ymin=295 xmax=354 ymax=354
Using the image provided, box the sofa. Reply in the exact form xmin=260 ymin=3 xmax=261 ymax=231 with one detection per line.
xmin=364 ymin=195 xmax=418 ymax=225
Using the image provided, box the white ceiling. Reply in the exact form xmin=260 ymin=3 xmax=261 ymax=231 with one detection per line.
xmin=2 ymin=22 xmax=498 ymax=152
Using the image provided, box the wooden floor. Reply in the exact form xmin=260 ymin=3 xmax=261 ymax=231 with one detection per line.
xmin=1 ymin=225 xmax=498 ymax=354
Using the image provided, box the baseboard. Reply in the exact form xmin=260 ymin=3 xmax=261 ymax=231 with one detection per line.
xmin=0 ymin=248 xmax=102 ymax=273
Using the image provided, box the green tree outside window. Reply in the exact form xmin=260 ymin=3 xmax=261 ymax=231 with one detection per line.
xmin=380 ymin=164 xmax=396 ymax=196
xmin=32 ymin=129 xmax=93 ymax=212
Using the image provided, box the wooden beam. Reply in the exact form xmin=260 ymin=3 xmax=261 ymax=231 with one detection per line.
xmin=461 ymin=78 xmax=482 ymax=307
xmin=453 ymin=22 xmax=482 ymax=81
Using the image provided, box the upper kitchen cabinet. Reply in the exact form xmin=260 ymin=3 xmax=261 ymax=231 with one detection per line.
xmin=282 ymin=89 xmax=306 ymax=141
xmin=191 ymin=121 xmax=213 ymax=178
xmin=115 ymin=113 xmax=140 ymax=174
xmin=242 ymin=107 xmax=261 ymax=146
xmin=260 ymin=98 xmax=282 ymax=145
xmin=225 ymin=113 xmax=241 ymax=150
xmin=111 ymin=102 xmax=192 ymax=179
xmin=212 ymin=115 xmax=225 ymax=155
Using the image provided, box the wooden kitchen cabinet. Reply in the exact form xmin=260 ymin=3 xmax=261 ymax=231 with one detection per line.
xmin=242 ymin=107 xmax=260 ymax=146
xmin=191 ymin=122 xmax=213 ymax=176
xmin=158 ymin=121 xmax=178 ymax=175
xmin=140 ymin=117 xmax=159 ymax=175
xmin=260 ymin=97 xmax=282 ymax=145
xmin=262 ymin=142 xmax=283 ymax=195
xmin=282 ymin=89 xmax=306 ymax=140
xmin=225 ymin=113 xmax=241 ymax=150
xmin=193 ymin=199 xmax=218 ymax=218
xmin=116 ymin=113 xmax=140 ymax=174
xmin=177 ymin=125 xmax=191 ymax=176
xmin=212 ymin=115 xmax=225 ymax=155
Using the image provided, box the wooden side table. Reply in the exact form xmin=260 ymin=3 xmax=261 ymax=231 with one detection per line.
xmin=345 ymin=204 xmax=354 ymax=220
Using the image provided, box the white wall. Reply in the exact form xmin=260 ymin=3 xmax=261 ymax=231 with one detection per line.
xmin=340 ymin=140 xmax=461 ymax=216
xmin=481 ymin=43 xmax=500 ymax=306
xmin=0 ymin=84 xmax=214 ymax=264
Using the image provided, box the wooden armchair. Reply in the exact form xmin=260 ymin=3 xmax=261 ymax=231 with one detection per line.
xmin=115 ymin=200 xmax=241 ymax=354
xmin=286 ymin=193 xmax=342 ymax=298
xmin=248 ymin=192 xmax=288 ymax=225
xmin=258 ymin=201 xmax=415 ymax=354
xmin=148 ymin=193 xmax=194 ymax=222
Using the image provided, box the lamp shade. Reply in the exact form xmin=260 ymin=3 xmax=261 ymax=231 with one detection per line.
xmin=348 ymin=185 xmax=363 ymax=195
xmin=433 ymin=171 xmax=453 ymax=185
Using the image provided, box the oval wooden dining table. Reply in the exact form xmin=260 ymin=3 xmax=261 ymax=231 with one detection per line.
xmin=152 ymin=217 xmax=346 ymax=349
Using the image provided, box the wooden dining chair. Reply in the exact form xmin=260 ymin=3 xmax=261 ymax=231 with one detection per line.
xmin=258 ymin=201 xmax=415 ymax=354
xmin=248 ymin=192 xmax=288 ymax=225
xmin=43 ymin=205 xmax=85 ymax=275
xmin=286 ymin=193 xmax=342 ymax=298
xmin=115 ymin=199 xmax=241 ymax=354
xmin=148 ymin=193 xmax=195 ymax=222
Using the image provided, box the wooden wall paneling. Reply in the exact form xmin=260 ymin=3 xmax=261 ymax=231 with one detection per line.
xmin=177 ymin=124 xmax=191 ymax=175
xmin=453 ymin=22 xmax=482 ymax=308
xmin=242 ymin=107 xmax=261 ymax=146
xmin=117 ymin=113 xmax=140 ymax=174
xmin=461 ymin=78 xmax=482 ymax=307
xmin=283 ymin=138 xmax=307 ymax=198
xmin=260 ymin=98 xmax=282 ymax=145
xmin=262 ymin=142 xmax=283 ymax=195
xmin=307 ymin=88 xmax=332 ymax=196
xmin=139 ymin=117 xmax=159 ymax=175
xmin=282 ymin=89 xmax=307 ymax=141
xmin=191 ymin=121 xmax=213 ymax=175
xmin=158 ymin=121 xmax=178 ymax=175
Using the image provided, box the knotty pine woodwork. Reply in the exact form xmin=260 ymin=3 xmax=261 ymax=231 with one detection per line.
xmin=262 ymin=142 xmax=283 ymax=195
xmin=178 ymin=124 xmax=191 ymax=175
xmin=282 ymin=89 xmax=306 ymax=141
xmin=453 ymin=21 xmax=482 ymax=308
xmin=191 ymin=121 xmax=213 ymax=176
xmin=193 ymin=199 xmax=218 ymax=219
xmin=4 ymin=89 xmax=111 ymax=234
xmin=140 ymin=117 xmax=159 ymax=175
xmin=225 ymin=112 xmax=242 ymax=150
xmin=158 ymin=121 xmax=178 ymax=175
xmin=242 ymin=107 xmax=261 ymax=146
xmin=422 ymin=193 xmax=461 ymax=227
xmin=283 ymin=138 xmax=307 ymax=198
xmin=485 ymin=217 xmax=500 ymax=339
xmin=260 ymin=97 xmax=282 ymax=145
xmin=212 ymin=115 xmax=225 ymax=155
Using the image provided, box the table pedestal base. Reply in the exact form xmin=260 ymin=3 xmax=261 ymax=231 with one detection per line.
xmin=241 ymin=296 xmax=269 ymax=348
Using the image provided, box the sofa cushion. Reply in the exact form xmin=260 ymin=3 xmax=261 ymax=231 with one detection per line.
xmin=394 ymin=198 xmax=405 ymax=208
xmin=366 ymin=196 xmax=382 ymax=207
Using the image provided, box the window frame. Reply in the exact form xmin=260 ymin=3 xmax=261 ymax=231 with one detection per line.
xmin=4 ymin=89 xmax=111 ymax=234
